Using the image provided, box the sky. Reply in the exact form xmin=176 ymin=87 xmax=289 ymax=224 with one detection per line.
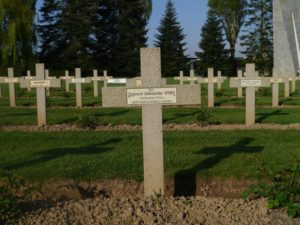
xmin=36 ymin=0 xmax=209 ymax=57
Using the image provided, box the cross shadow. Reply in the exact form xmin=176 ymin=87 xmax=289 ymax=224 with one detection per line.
xmin=5 ymin=138 xmax=121 ymax=170
xmin=256 ymin=110 xmax=288 ymax=123
xmin=279 ymin=98 xmax=292 ymax=105
xmin=163 ymin=111 xmax=200 ymax=123
xmin=173 ymin=137 xmax=263 ymax=197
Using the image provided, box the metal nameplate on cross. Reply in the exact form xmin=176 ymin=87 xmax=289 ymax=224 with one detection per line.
xmin=102 ymin=48 xmax=201 ymax=197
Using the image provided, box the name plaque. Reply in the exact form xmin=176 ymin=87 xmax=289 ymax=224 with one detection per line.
xmin=91 ymin=77 xmax=103 ymax=81
xmin=30 ymin=80 xmax=51 ymax=87
xmin=241 ymin=80 xmax=262 ymax=87
xmin=271 ymin=78 xmax=283 ymax=83
xmin=4 ymin=78 xmax=18 ymax=83
xmin=127 ymin=88 xmax=176 ymax=105
xmin=71 ymin=78 xmax=86 ymax=83
xmin=204 ymin=78 xmax=218 ymax=83
xmin=108 ymin=78 xmax=127 ymax=84
xmin=25 ymin=77 xmax=33 ymax=80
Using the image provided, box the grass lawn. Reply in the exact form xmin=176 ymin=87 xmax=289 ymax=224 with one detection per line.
xmin=1 ymin=107 xmax=300 ymax=125
xmin=0 ymin=130 xmax=299 ymax=182
xmin=1 ymin=79 xmax=300 ymax=107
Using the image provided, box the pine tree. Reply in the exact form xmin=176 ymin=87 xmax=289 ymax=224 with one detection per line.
xmin=112 ymin=0 xmax=148 ymax=77
xmin=240 ymin=0 xmax=273 ymax=75
xmin=91 ymin=0 xmax=118 ymax=72
xmin=196 ymin=8 xmax=229 ymax=75
xmin=38 ymin=0 xmax=65 ymax=69
xmin=59 ymin=0 xmax=96 ymax=72
xmin=155 ymin=0 xmax=187 ymax=77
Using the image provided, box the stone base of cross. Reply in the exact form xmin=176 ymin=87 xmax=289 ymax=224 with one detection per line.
xmin=102 ymin=48 xmax=201 ymax=196
xmin=230 ymin=64 xmax=271 ymax=126
xmin=20 ymin=64 xmax=61 ymax=126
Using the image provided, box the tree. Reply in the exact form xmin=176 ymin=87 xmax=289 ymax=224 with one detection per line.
xmin=240 ymin=0 xmax=273 ymax=75
xmin=155 ymin=0 xmax=187 ymax=76
xmin=91 ymin=0 xmax=118 ymax=72
xmin=59 ymin=0 xmax=96 ymax=72
xmin=196 ymin=8 xmax=230 ymax=75
xmin=38 ymin=0 xmax=65 ymax=69
xmin=112 ymin=0 xmax=148 ymax=76
xmin=0 ymin=0 xmax=36 ymax=71
xmin=209 ymin=0 xmax=247 ymax=74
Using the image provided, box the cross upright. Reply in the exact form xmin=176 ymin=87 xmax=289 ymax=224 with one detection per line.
xmin=174 ymin=71 xmax=188 ymax=85
xmin=20 ymin=64 xmax=61 ymax=126
xmin=271 ymin=68 xmax=285 ymax=107
xmin=102 ymin=48 xmax=201 ymax=196
xmin=0 ymin=68 xmax=21 ymax=107
xmin=217 ymin=71 xmax=226 ymax=90
xmin=197 ymin=68 xmax=221 ymax=108
xmin=90 ymin=70 xmax=112 ymax=97
xmin=230 ymin=64 xmax=270 ymax=126
xmin=71 ymin=68 xmax=91 ymax=108
xmin=25 ymin=70 xmax=33 ymax=92
xmin=60 ymin=71 xmax=74 ymax=92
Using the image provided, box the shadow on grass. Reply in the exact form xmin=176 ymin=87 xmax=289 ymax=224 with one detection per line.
xmin=5 ymin=138 xmax=122 ymax=170
xmin=163 ymin=111 xmax=200 ymax=123
xmin=173 ymin=137 xmax=263 ymax=197
xmin=256 ymin=110 xmax=288 ymax=123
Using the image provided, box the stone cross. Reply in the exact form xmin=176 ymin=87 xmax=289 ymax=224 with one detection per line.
xmin=230 ymin=64 xmax=270 ymax=126
xmin=90 ymin=70 xmax=112 ymax=97
xmin=217 ymin=71 xmax=226 ymax=90
xmin=60 ymin=71 xmax=74 ymax=92
xmin=197 ymin=68 xmax=219 ymax=108
xmin=0 ymin=68 xmax=21 ymax=107
xmin=271 ymin=68 xmax=285 ymax=107
xmin=24 ymin=70 xmax=33 ymax=92
xmin=45 ymin=69 xmax=57 ymax=97
xmin=71 ymin=68 xmax=91 ymax=108
xmin=174 ymin=71 xmax=186 ymax=85
xmin=102 ymin=48 xmax=201 ymax=196
xmin=20 ymin=64 xmax=61 ymax=126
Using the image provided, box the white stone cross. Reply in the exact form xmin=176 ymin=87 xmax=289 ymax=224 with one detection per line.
xmin=89 ymin=70 xmax=113 ymax=97
xmin=197 ymin=68 xmax=220 ymax=108
xmin=70 ymin=68 xmax=91 ymax=108
xmin=230 ymin=64 xmax=271 ymax=126
xmin=102 ymin=48 xmax=201 ymax=196
xmin=45 ymin=69 xmax=57 ymax=97
xmin=271 ymin=68 xmax=286 ymax=107
xmin=24 ymin=70 xmax=34 ymax=92
xmin=217 ymin=71 xmax=226 ymax=90
xmin=20 ymin=64 xmax=61 ymax=126
xmin=174 ymin=71 xmax=190 ymax=85
xmin=0 ymin=68 xmax=21 ymax=107
xmin=60 ymin=71 xmax=74 ymax=92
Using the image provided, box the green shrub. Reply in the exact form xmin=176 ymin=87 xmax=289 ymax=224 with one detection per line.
xmin=196 ymin=109 xmax=220 ymax=126
xmin=76 ymin=115 xmax=98 ymax=129
xmin=243 ymin=161 xmax=300 ymax=218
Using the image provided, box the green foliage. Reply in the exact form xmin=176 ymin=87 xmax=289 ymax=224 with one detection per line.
xmin=76 ymin=115 xmax=98 ymax=129
xmin=243 ymin=161 xmax=300 ymax=218
xmin=240 ymin=0 xmax=273 ymax=75
xmin=196 ymin=8 xmax=230 ymax=75
xmin=0 ymin=170 xmax=32 ymax=224
xmin=209 ymin=0 xmax=247 ymax=73
xmin=155 ymin=0 xmax=187 ymax=76
xmin=0 ymin=0 xmax=36 ymax=70
xmin=196 ymin=109 xmax=220 ymax=126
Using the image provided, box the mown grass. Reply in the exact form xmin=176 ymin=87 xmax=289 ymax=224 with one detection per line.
xmin=1 ymin=107 xmax=300 ymax=126
xmin=1 ymin=79 xmax=300 ymax=107
xmin=0 ymin=130 xmax=299 ymax=181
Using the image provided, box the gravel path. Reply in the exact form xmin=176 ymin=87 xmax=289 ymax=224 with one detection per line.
xmin=13 ymin=196 xmax=299 ymax=225
xmin=2 ymin=123 xmax=300 ymax=132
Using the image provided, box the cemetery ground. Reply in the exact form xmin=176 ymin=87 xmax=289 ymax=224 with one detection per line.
xmin=1 ymin=79 xmax=300 ymax=224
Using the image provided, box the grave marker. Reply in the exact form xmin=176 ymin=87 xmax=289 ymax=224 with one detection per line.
xmin=0 ymin=68 xmax=21 ymax=107
xmin=24 ymin=70 xmax=33 ymax=92
xmin=217 ymin=71 xmax=226 ymax=90
xmin=271 ymin=68 xmax=285 ymax=107
xmin=60 ymin=71 xmax=74 ymax=92
xmin=20 ymin=64 xmax=61 ymax=126
xmin=71 ymin=68 xmax=91 ymax=108
xmin=230 ymin=64 xmax=270 ymax=126
xmin=102 ymin=48 xmax=201 ymax=196
xmin=90 ymin=70 xmax=112 ymax=97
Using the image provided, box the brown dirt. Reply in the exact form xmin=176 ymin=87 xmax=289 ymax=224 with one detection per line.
xmin=2 ymin=123 xmax=300 ymax=132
